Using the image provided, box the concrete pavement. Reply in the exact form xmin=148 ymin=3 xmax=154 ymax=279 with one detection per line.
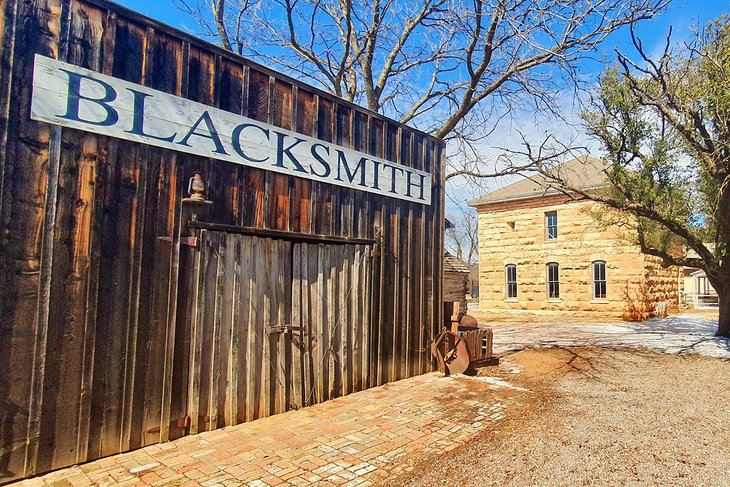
xmin=488 ymin=312 xmax=730 ymax=358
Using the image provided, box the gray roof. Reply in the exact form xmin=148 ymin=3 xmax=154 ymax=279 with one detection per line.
xmin=467 ymin=155 xmax=608 ymax=207
xmin=444 ymin=252 xmax=470 ymax=274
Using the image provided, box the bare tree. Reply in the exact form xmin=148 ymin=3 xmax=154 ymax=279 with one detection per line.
xmin=446 ymin=206 xmax=479 ymax=268
xmin=446 ymin=207 xmax=479 ymax=295
xmin=175 ymin=0 xmax=667 ymax=167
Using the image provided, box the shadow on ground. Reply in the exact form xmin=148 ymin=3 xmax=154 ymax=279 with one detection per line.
xmin=487 ymin=312 xmax=730 ymax=358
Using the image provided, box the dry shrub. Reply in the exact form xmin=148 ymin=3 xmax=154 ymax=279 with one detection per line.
xmin=622 ymin=283 xmax=654 ymax=321
xmin=622 ymin=281 xmax=673 ymax=321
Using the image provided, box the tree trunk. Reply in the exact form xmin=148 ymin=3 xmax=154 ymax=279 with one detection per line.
xmin=717 ymin=283 xmax=730 ymax=337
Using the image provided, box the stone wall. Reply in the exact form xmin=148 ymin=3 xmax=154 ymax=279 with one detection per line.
xmin=475 ymin=198 xmax=680 ymax=319
xmin=642 ymin=254 xmax=683 ymax=315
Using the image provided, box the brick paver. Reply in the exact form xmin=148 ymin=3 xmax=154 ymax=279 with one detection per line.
xmin=17 ymin=373 xmax=526 ymax=486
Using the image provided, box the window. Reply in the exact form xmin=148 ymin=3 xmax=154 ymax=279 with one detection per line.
xmin=545 ymin=211 xmax=558 ymax=239
xmin=547 ymin=262 xmax=560 ymax=298
xmin=592 ymin=261 xmax=607 ymax=299
xmin=505 ymin=264 xmax=517 ymax=298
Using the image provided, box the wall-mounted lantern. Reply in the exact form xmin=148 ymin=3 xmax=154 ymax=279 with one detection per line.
xmin=182 ymin=170 xmax=213 ymax=221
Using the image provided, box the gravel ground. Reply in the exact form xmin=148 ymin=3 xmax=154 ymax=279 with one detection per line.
xmin=393 ymin=347 xmax=730 ymax=486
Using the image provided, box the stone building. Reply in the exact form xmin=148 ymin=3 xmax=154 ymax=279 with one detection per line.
xmin=467 ymin=156 xmax=681 ymax=319
xmin=683 ymin=248 xmax=719 ymax=309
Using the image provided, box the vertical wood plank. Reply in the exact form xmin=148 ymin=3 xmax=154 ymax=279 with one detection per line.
xmin=374 ymin=209 xmax=386 ymax=386
xmin=291 ymin=242 xmax=303 ymax=409
xmin=235 ymin=236 xmax=251 ymax=423
xmin=125 ymin=26 xmax=157 ymax=451
xmin=208 ymin=232 xmax=225 ymax=430
xmin=269 ymin=80 xmax=292 ymax=231
xmin=245 ymin=236 xmax=261 ymax=422
xmin=187 ymin=229 xmax=208 ymax=435
xmin=362 ymin=245 xmax=372 ymax=389
xmin=400 ymin=132 xmax=414 ymax=379
xmin=280 ymin=240 xmax=292 ymax=411
xmin=341 ymin=245 xmax=352 ymax=395
xmin=256 ymin=239 xmax=278 ymax=417
xmin=226 ymin=234 xmax=239 ymax=426
xmin=270 ymin=238 xmax=284 ymax=414
xmin=336 ymin=105 xmax=354 ymax=238
xmin=19 ymin=0 xmax=69 ymax=475
xmin=413 ymin=138 xmax=426 ymax=375
xmin=0 ymin=0 xmax=20 ymax=212
xmin=327 ymin=245 xmax=337 ymax=399
xmin=302 ymin=243 xmax=315 ymax=407
xmin=314 ymin=99 xmax=334 ymax=235
xmin=291 ymin=90 xmax=314 ymax=233
xmin=351 ymin=245 xmax=362 ymax=393
xmin=430 ymin=140 xmax=444 ymax=366
xmin=90 ymin=18 xmax=147 ymax=458
xmin=316 ymin=244 xmax=327 ymax=403
xmin=242 ymin=69 xmax=268 ymax=229
xmin=52 ymin=2 xmax=106 ymax=466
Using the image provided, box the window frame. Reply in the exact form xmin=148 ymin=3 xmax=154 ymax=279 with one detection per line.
xmin=546 ymin=262 xmax=560 ymax=299
xmin=592 ymin=260 xmax=607 ymax=299
xmin=545 ymin=211 xmax=558 ymax=240
xmin=505 ymin=264 xmax=517 ymax=299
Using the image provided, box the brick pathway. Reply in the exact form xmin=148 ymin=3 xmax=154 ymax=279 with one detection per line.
xmin=18 ymin=372 xmax=526 ymax=487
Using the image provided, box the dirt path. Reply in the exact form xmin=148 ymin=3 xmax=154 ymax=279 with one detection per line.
xmin=395 ymin=348 xmax=730 ymax=486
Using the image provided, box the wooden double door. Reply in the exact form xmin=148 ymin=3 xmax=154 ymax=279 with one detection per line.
xmin=165 ymin=230 xmax=374 ymax=440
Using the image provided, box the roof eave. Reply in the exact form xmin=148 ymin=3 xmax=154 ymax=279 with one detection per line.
xmin=468 ymin=184 xmax=607 ymax=208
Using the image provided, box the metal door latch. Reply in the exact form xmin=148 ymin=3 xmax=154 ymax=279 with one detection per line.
xmin=157 ymin=236 xmax=198 ymax=247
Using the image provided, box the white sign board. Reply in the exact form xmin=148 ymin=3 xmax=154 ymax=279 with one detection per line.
xmin=30 ymin=55 xmax=431 ymax=205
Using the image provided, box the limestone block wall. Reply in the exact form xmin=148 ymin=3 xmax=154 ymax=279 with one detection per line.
xmin=642 ymin=255 xmax=682 ymax=312
xmin=475 ymin=197 xmax=679 ymax=318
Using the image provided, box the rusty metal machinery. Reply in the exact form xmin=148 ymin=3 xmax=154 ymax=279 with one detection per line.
xmin=430 ymin=330 xmax=470 ymax=376
xmin=431 ymin=312 xmax=497 ymax=376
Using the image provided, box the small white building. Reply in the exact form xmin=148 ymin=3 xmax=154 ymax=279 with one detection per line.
xmin=684 ymin=268 xmax=719 ymax=309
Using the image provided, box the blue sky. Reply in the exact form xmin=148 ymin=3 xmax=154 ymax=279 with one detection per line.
xmin=116 ymin=0 xmax=729 ymax=210
xmin=605 ymin=0 xmax=730 ymax=64
xmin=118 ymin=0 xmax=730 ymax=63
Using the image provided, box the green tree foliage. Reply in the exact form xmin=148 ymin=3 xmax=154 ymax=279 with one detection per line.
xmin=579 ymin=17 xmax=730 ymax=335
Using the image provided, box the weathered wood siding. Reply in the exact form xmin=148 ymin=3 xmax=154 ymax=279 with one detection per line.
xmin=182 ymin=231 xmax=374 ymax=434
xmin=444 ymin=271 xmax=470 ymax=302
xmin=0 ymin=0 xmax=444 ymax=482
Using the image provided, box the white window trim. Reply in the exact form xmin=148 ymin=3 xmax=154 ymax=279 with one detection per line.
xmin=545 ymin=211 xmax=558 ymax=240
xmin=592 ymin=260 xmax=607 ymax=300
xmin=505 ymin=264 xmax=517 ymax=300
xmin=546 ymin=262 xmax=560 ymax=299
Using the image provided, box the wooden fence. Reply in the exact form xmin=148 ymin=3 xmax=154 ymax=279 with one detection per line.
xmin=0 ymin=0 xmax=444 ymax=482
